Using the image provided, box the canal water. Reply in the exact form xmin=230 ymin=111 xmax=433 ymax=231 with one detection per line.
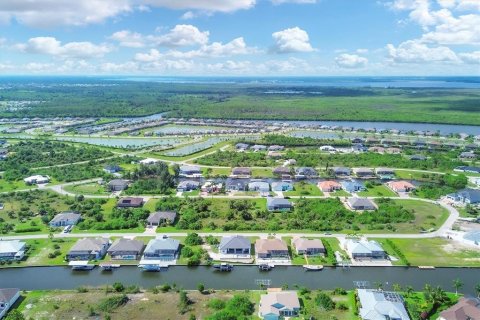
xmin=1 ymin=266 xmax=479 ymax=295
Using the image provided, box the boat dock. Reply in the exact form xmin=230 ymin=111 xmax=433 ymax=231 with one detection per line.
xmin=69 ymin=261 xmax=95 ymax=271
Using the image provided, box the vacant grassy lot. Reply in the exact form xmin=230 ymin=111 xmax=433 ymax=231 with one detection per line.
xmin=378 ymin=238 xmax=480 ymax=267
xmin=284 ymin=182 xmax=324 ymax=197
xmin=390 ymin=199 xmax=449 ymax=233
xmin=63 ymin=182 xmax=109 ymax=195
xmin=357 ymin=185 xmax=397 ymax=197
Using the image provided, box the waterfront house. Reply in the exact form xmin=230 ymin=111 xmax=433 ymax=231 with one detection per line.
xmin=117 ymin=197 xmax=144 ymax=208
xmin=179 ymin=165 xmax=202 ymax=177
xmin=107 ymin=238 xmax=145 ymax=260
xmin=23 ymin=175 xmax=50 ymax=185
xmin=146 ymin=211 xmax=177 ymax=226
xmin=248 ymin=180 xmax=270 ymax=192
xmin=410 ymin=154 xmax=426 ymax=161
xmin=226 ymin=179 xmax=249 ymax=191
xmin=347 ymin=197 xmax=377 ymax=211
xmin=266 ymin=198 xmax=292 ymax=211
xmin=259 ymin=290 xmax=300 ymax=320
xmin=251 ymin=145 xmax=267 ymax=152
xmin=386 ymin=147 xmax=401 ymax=154
xmin=103 ymin=165 xmax=122 ymax=174
xmin=0 ymin=288 xmax=21 ymax=319
xmin=255 ymin=239 xmax=289 ymax=259
xmin=295 ymin=167 xmax=317 ymax=178
xmin=375 ymin=168 xmax=395 ymax=179
xmin=454 ymin=166 xmax=480 ymax=174
xmin=267 ymin=151 xmax=283 ymax=158
xmin=231 ymin=167 xmax=252 ymax=178
xmin=387 ymin=180 xmax=416 ymax=193
xmin=273 ymin=166 xmax=292 ymax=176
xmin=345 ymin=239 xmax=387 ymax=260
xmin=49 ymin=211 xmax=81 ymax=227
xmin=459 ymin=151 xmax=477 ymax=159
xmin=446 ymin=188 xmax=480 ymax=205
xmin=438 ymin=297 xmax=480 ymax=320
xmin=67 ymin=238 xmax=110 ymax=261
xmin=107 ymin=179 xmax=129 ymax=192
xmin=357 ymin=289 xmax=410 ymax=320
xmin=177 ymin=180 xmax=200 ymax=192
xmin=235 ymin=143 xmax=249 ymax=150
xmin=354 ymin=168 xmax=375 ymax=178
xmin=341 ymin=180 xmax=366 ymax=193
xmin=218 ymin=235 xmax=251 ymax=256
xmin=271 ymin=181 xmax=294 ymax=192
xmin=292 ymin=238 xmax=325 ymax=256
xmin=319 ymin=145 xmax=336 ymax=152
xmin=0 ymin=240 xmax=26 ymax=261
xmin=331 ymin=167 xmax=351 ymax=177
xmin=201 ymin=181 xmax=223 ymax=193
xmin=268 ymin=145 xmax=285 ymax=151
xmin=318 ymin=180 xmax=342 ymax=192
xmin=142 ymin=236 xmax=180 ymax=261
xmin=368 ymin=146 xmax=385 ymax=154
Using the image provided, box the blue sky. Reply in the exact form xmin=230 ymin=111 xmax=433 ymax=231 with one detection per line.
xmin=0 ymin=0 xmax=479 ymax=75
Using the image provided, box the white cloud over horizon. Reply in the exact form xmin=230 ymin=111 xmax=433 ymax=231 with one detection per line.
xmin=270 ymin=27 xmax=315 ymax=53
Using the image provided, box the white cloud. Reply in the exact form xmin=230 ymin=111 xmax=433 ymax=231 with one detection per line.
xmin=0 ymin=0 xmax=131 ymax=27
xmin=271 ymin=27 xmax=314 ymax=53
xmin=386 ymin=39 xmax=458 ymax=63
xmin=154 ymin=24 xmax=209 ymax=47
xmin=16 ymin=37 xmax=112 ymax=59
xmin=164 ymin=37 xmax=255 ymax=59
xmin=437 ymin=0 xmax=456 ymax=8
xmin=456 ymin=0 xmax=480 ymax=11
xmin=206 ymin=60 xmax=252 ymax=73
xmin=109 ymin=30 xmax=145 ymax=48
xmin=421 ymin=13 xmax=480 ymax=44
xmin=140 ymin=0 xmax=256 ymax=12
xmin=134 ymin=49 xmax=163 ymax=62
xmin=459 ymin=51 xmax=480 ymax=64
xmin=335 ymin=53 xmax=368 ymax=68
xmin=100 ymin=61 xmax=140 ymax=73
xmin=271 ymin=0 xmax=317 ymax=4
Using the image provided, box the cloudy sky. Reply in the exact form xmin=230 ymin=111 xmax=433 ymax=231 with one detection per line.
xmin=0 ymin=0 xmax=479 ymax=75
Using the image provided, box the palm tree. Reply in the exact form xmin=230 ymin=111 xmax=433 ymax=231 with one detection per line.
xmin=393 ymin=283 xmax=402 ymax=293
xmin=405 ymin=285 xmax=414 ymax=298
xmin=453 ymin=278 xmax=464 ymax=296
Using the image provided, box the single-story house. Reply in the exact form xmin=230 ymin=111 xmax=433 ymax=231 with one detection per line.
xmin=267 ymin=151 xmax=282 ymax=158
xmin=0 ymin=240 xmax=26 ymax=261
xmin=67 ymin=238 xmax=110 ymax=261
xmin=292 ymin=238 xmax=325 ymax=256
xmin=357 ymin=289 xmax=410 ymax=320
xmin=354 ymin=168 xmax=375 ymax=178
xmin=351 ymin=137 xmax=364 ymax=143
xmin=318 ymin=180 xmax=342 ymax=192
xmin=146 ymin=211 xmax=177 ymax=226
xmin=347 ymin=197 xmax=377 ymax=211
xmin=259 ymin=291 xmax=300 ymax=320
xmin=386 ymin=147 xmax=401 ymax=154
xmin=454 ymin=166 xmax=480 ymax=174
xmin=375 ymin=168 xmax=395 ymax=177
xmin=255 ymin=239 xmax=289 ymax=259
xmin=218 ymin=235 xmax=251 ymax=255
xmin=104 ymin=165 xmax=122 ymax=174
xmin=387 ymin=180 xmax=416 ymax=193
xmin=143 ymin=236 xmax=180 ymax=261
xmin=107 ymin=238 xmax=145 ymax=260
xmin=231 ymin=167 xmax=252 ymax=177
xmin=446 ymin=188 xmax=480 ymax=205
xmin=295 ymin=167 xmax=317 ymax=178
xmin=345 ymin=239 xmax=387 ymax=260
xmin=438 ymin=297 xmax=480 ymax=320
xmin=248 ymin=180 xmax=270 ymax=192
xmin=459 ymin=151 xmax=477 ymax=159
xmin=226 ymin=179 xmax=249 ymax=191
xmin=23 ymin=175 xmax=50 ymax=185
xmin=179 ymin=165 xmax=202 ymax=177
xmin=235 ymin=143 xmax=249 ymax=150
xmin=107 ymin=179 xmax=129 ymax=192
xmin=266 ymin=198 xmax=292 ymax=211
xmin=410 ymin=154 xmax=426 ymax=161
xmin=251 ymin=144 xmax=267 ymax=152
xmin=49 ymin=211 xmax=81 ymax=227
xmin=319 ymin=145 xmax=336 ymax=152
xmin=268 ymin=145 xmax=285 ymax=151
xmin=271 ymin=181 xmax=293 ymax=192
xmin=177 ymin=180 xmax=200 ymax=192
xmin=201 ymin=181 xmax=223 ymax=193
xmin=331 ymin=167 xmax=351 ymax=177
xmin=352 ymin=144 xmax=368 ymax=153
xmin=341 ymin=180 xmax=366 ymax=193
xmin=273 ymin=166 xmax=292 ymax=176
xmin=465 ymin=143 xmax=479 ymax=151
xmin=368 ymin=146 xmax=385 ymax=154
xmin=139 ymin=158 xmax=159 ymax=165
xmin=0 ymin=288 xmax=21 ymax=319
xmin=117 ymin=197 xmax=144 ymax=208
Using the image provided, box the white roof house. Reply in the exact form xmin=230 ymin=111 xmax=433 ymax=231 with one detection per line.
xmin=139 ymin=158 xmax=159 ymax=165
xmin=0 ymin=240 xmax=26 ymax=260
xmin=357 ymin=289 xmax=410 ymax=320
xmin=345 ymin=239 xmax=387 ymax=260
xmin=23 ymin=175 xmax=50 ymax=184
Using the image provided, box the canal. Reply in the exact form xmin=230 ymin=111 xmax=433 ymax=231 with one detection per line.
xmin=1 ymin=266 xmax=479 ymax=295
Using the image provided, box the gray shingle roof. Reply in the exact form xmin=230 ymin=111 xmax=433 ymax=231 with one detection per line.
xmin=219 ymin=235 xmax=250 ymax=251
xmin=107 ymin=238 xmax=144 ymax=254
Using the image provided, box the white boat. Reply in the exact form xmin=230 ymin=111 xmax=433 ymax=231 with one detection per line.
xmin=69 ymin=261 xmax=95 ymax=271
xmin=303 ymin=265 xmax=324 ymax=271
xmin=213 ymin=263 xmax=234 ymax=271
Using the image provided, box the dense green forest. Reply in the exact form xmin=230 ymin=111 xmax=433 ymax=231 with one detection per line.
xmin=1 ymin=78 xmax=480 ymax=125
xmin=124 ymin=162 xmax=176 ymax=195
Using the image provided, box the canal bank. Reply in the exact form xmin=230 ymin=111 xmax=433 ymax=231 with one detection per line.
xmin=1 ymin=265 xmax=478 ymax=295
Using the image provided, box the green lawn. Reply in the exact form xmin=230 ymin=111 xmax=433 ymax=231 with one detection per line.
xmin=63 ymin=182 xmax=109 ymax=195
xmin=330 ymin=190 xmax=351 ymax=197
xmin=390 ymin=199 xmax=449 ymax=233
xmin=300 ymin=290 xmax=358 ymax=320
xmin=284 ymin=182 xmax=324 ymax=197
xmin=251 ymin=168 xmax=274 ymax=178
xmin=0 ymin=179 xmax=36 ymax=192
xmin=378 ymin=238 xmax=480 ymax=267
xmin=201 ymin=167 xmax=230 ymax=177
xmin=357 ymin=185 xmax=397 ymax=197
